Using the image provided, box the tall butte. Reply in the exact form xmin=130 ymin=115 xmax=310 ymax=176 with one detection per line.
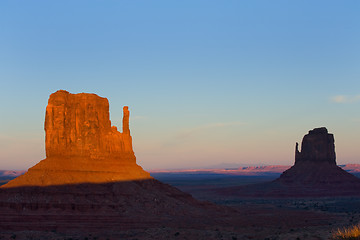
xmin=2 ymin=90 xmax=151 ymax=188
xmin=277 ymin=127 xmax=359 ymax=185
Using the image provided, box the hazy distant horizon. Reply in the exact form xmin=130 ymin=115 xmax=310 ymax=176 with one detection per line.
xmin=1 ymin=1 xmax=359 ymax=170
xmin=4 ymin=161 xmax=360 ymax=173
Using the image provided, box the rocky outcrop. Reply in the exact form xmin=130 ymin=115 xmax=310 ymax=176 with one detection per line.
xmin=0 ymin=90 xmax=229 ymax=236
xmin=295 ymin=127 xmax=336 ymax=165
xmin=218 ymin=127 xmax=360 ymax=197
xmin=2 ymin=90 xmax=151 ymax=187
xmin=279 ymin=127 xmax=357 ymax=186
xmin=44 ymin=90 xmax=133 ymax=159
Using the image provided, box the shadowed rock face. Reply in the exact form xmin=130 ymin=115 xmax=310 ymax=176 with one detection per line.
xmin=218 ymin=127 xmax=360 ymax=198
xmin=279 ymin=127 xmax=358 ymax=186
xmin=2 ymin=90 xmax=151 ymax=187
xmin=295 ymin=127 xmax=336 ymax=165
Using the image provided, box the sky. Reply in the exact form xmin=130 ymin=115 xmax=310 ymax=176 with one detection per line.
xmin=1 ymin=1 xmax=360 ymax=170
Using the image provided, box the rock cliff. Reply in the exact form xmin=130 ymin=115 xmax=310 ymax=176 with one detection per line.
xmin=44 ymin=90 xmax=133 ymax=159
xmin=2 ymin=90 xmax=151 ymax=187
xmin=278 ymin=127 xmax=358 ymax=186
xmin=295 ymin=127 xmax=336 ymax=165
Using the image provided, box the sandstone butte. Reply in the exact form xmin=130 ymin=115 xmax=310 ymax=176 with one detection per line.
xmin=2 ymin=90 xmax=152 ymax=188
xmin=218 ymin=127 xmax=360 ymax=197
xmin=0 ymin=90 xmax=226 ymax=236
xmin=277 ymin=127 xmax=360 ymax=185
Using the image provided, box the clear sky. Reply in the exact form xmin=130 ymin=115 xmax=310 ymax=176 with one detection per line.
xmin=1 ymin=1 xmax=360 ymax=170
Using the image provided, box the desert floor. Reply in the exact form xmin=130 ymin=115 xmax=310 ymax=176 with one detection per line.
xmin=1 ymin=174 xmax=359 ymax=240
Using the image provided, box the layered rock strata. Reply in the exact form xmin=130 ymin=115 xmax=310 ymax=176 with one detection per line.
xmin=2 ymin=90 xmax=151 ymax=187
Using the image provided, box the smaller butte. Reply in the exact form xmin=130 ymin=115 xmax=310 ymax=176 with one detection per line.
xmin=2 ymin=90 xmax=151 ymax=188
xmin=218 ymin=127 xmax=360 ymax=197
xmin=277 ymin=127 xmax=359 ymax=185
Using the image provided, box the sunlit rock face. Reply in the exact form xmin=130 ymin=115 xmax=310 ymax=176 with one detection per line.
xmin=45 ymin=90 xmax=133 ymax=159
xmin=2 ymin=90 xmax=151 ymax=187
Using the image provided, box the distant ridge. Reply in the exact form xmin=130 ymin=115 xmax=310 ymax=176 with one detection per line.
xmin=150 ymin=165 xmax=289 ymax=176
xmin=3 ymin=164 xmax=360 ymax=179
xmin=0 ymin=170 xmax=26 ymax=178
xmin=149 ymin=164 xmax=360 ymax=177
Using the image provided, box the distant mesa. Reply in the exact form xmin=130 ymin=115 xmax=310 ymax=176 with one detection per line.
xmin=2 ymin=90 xmax=151 ymax=188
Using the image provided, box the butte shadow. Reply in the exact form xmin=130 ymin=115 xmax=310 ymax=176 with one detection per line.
xmin=0 ymin=90 xmax=230 ymax=234
xmin=218 ymin=127 xmax=360 ymax=198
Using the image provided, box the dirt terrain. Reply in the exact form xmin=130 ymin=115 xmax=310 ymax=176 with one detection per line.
xmin=0 ymin=175 xmax=358 ymax=240
xmin=153 ymin=173 xmax=360 ymax=240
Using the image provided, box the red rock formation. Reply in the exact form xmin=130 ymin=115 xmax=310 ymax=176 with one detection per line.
xmin=218 ymin=127 xmax=360 ymax=198
xmin=295 ymin=127 xmax=336 ymax=165
xmin=0 ymin=91 xmax=228 ymax=237
xmin=2 ymin=90 xmax=151 ymax=187
xmin=44 ymin=90 xmax=134 ymax=159
xmin=279 ymin=127 xmax=358 ymax=185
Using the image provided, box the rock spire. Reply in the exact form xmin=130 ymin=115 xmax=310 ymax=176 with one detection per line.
xmin=123 ymin=106 xmax=130 ymax=135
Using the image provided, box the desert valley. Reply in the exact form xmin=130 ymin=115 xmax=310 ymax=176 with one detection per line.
xmin=0 ymin=91 xmax=360 ymax=240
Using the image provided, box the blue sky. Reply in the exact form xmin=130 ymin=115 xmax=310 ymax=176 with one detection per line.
xmin=1 ymin=1 xmax=360 ymax=170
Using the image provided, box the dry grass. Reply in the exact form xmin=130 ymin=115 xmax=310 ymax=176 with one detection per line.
xmin=332 ymin=224 xmax=360 ymax=239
